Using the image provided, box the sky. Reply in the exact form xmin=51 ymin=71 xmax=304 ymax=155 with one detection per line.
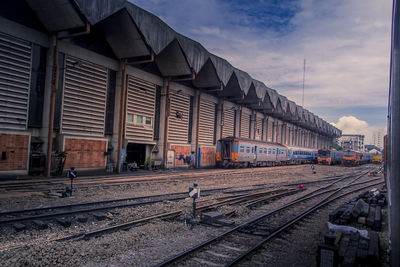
xmin=129 ymin=0 xmax=392 ymax=143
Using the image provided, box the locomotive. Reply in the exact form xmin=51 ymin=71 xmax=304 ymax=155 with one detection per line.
xmin=342 ymin=150 xmax=373 ymax=166
xmin=216 ymin=137 xmax=317 ymax=168
xmin=317 ymin=149 xmax=342 ymax=165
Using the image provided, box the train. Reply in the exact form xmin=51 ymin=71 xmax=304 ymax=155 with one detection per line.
xmin=317 ymin=149 xmax=342 ymax=165
xmin=342 ymin=150 xmax=373 ymax=166
xmin=372 ymin=155 xmax=382 ymax=164
xmin=215 ymin=137 xmax=317 ymax=168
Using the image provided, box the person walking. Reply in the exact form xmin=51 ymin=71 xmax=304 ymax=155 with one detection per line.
xmin=190 ymin=152 xmax=195 ymax=168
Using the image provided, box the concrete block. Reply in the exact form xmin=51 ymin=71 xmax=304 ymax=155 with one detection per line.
xmin=357 ymin=216 xmax=366 ymax=225
xmin=92 ymin=212 xmax=107 ymax=221
xmin=352 ymin=199 xmax=368 ymax=218
xmin=13 ymin=223 xmax=26 ymax=231
xmin=33 ymin=220 xmax=48 ymax=230
xmin=340 ymin=204 xmax=354 ymax=223
xmin=367 ymin=232 xmax=380 ymax=265
xmin=56 ymin=217 xmax=71 ymax=227
xmin=201 ymin=211 xmax=223 ymax=224
xmin=216 ymin=218 xmax=235 ymax=226
xmin=373 ymin=205 xmax=382 ymax=231
xmin=77 ymin=215 xmax=88 ymax=223
xmin=367 ymin=207 xmax=376 ymax=227
xmin=338 ymin=234 xmax=350 ymax=259
xmin=329 ymin=205 xmax=347 ymax=221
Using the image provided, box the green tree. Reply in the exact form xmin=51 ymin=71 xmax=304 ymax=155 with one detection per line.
xmin=332 ymin=139 xmax=343 ymax=150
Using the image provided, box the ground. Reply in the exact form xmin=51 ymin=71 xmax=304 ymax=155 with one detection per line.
xmin=0 ymin=164 xmax=386 ymax=266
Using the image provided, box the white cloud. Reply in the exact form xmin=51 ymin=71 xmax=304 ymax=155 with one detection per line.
xmin=331 ymin=116 xmax=368 ymax=134
xmin=129 ymin=0 xmax=391 ymax=127
xmin=331 ymin=116 xmax=386 ymax=144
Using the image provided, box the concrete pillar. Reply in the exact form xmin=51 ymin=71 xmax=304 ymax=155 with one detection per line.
xmin=109 ymin=64 xmax=125 ymax=167
xmin=276 ymin=121 xmax=281 ymax=143
xmin=263 ymin=116 xmax=269 ymax=141
xmin=216 ymin=100 xmax=223 ymax=142
xmin=282 ymin=123 xmax=287 ymax=145
xmin=271 ymin=120 xmax=275 ymax=142
xmin=234 ymin=108 xmax=240 ymax=137
xmin=192 ymin=91 xmax=201 ymax=160
xmin=40 ymin=38 xmax=56 ymax=162
xmin=250 ymin=111 xmax=256 ymax=139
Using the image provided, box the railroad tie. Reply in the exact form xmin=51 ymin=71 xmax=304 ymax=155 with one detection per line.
xmin=191 ymin=257 xmax=224 ymax=267
xmin=219 ymin=244 xmax=246 ymax=252
xmin=204 ymin=250 xmax=231 ymax=258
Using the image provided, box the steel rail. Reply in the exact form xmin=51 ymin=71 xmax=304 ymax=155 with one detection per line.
xmin=0 ymin=166 xmax=366 ymax=192
xmin=226 ymin=180 xmax=384 ymax=266
xmin=153 ymin=171 xmax=379 ymax=267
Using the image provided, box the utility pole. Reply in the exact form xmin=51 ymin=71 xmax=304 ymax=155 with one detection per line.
xmin=302 ymin=59 xmax=306 ymax=108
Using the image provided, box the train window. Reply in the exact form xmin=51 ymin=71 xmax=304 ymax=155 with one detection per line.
xmin=264 ymin=148 xmax=267 ymax=154
xmin=240 ymin=146 xmax=244 ymax=153
xmin=246 ymin=147 xmax=250 ymax=153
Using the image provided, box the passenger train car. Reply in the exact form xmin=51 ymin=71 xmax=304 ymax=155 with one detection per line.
xmin=216 ymin=137 xmax=317 ymax=168
xmin=317 ymin=149 xmax=342 ymax=165
xmin=288 ymin=147 xmax=318 ymax=164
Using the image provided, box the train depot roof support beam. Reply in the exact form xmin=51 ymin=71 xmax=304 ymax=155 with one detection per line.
xmin=116 ymin=61 xmax=127 ymax=173
xmin=45 ymin=37 xmax=59 ymax=178
xmin=162 ymin=78 xmax=171 ymax=169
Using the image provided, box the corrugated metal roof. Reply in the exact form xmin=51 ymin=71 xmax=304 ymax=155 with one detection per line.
xmin=29 ymin=0 xmax=339 ymax=136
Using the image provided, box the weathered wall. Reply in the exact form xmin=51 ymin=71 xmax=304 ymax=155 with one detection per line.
xmin=63 ymin=138 xmax=107 ymax=169
xmin=0 ymin=133 xmax=30 ymax=172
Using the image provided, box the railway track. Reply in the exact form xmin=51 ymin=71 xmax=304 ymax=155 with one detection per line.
xmin=0 ymin=186 xmax=300 ymax=253
xmin=154 ymin=170 xmax=382 ymax=266
xmin=0 ymin=165 xmax=371 ymax=193
xmin=0 ymin=167 xmax=379 ymax=255
xmin=0 ymin=168 xmax=373 ymax=227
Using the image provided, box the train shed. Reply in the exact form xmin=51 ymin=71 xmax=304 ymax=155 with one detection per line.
xmin=0 ymin=0 xmax=341 ymax=176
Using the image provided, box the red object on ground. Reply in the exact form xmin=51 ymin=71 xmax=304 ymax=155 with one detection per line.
xmin=299 ymin=184 xmax=304 ymax=189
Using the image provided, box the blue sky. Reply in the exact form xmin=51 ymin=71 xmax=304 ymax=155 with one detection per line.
xmin=130 ymin=0 xmax=392 ymax=142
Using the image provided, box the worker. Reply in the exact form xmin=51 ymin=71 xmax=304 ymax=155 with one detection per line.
xmin=190 ymin=152 xmax=195 ymax=168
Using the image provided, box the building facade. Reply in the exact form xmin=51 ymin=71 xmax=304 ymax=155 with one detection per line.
xmin=371 ymin=129 xmax=385 ymax=150
xmin=339 ymin=134 xmax=365 ymax=151
xmin=0 ymin=0 xmax=341 ymax=176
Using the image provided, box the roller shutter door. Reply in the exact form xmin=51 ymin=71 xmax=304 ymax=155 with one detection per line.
xmin=222 ymin=107 xmax=235 ymax=138
xmin=62 ymin=56 xmax=107 ymax=136
xmin=168 ymin=93 xmax=190 ymax=143
xmin=0 ymin=33 xmax=32 ymax=130
xmin=198 ymin=99 xmax=215 ymax=145
xmin=125 ymin=76 xmax=155 ymax=142
xmin=240 ymin=113 xmax=250 ymax=138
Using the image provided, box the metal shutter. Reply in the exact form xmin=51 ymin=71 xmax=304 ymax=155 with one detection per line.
xmin=62 ymin=56 xmax=107 ymax=136
xmin=0 ymin=33 xmax=32 ymax=130
xmin=125 ymin=76 xmax=155 ymax=142
xmin=198 ymin=99 xmax=215 ymax=145
xmin=168 ymin=93 xmax=190 ymax=143
xmin=240 ymin=112 xmax=250 ymax=138
xmin=222 ymin=107 xmax=235 ymax=138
